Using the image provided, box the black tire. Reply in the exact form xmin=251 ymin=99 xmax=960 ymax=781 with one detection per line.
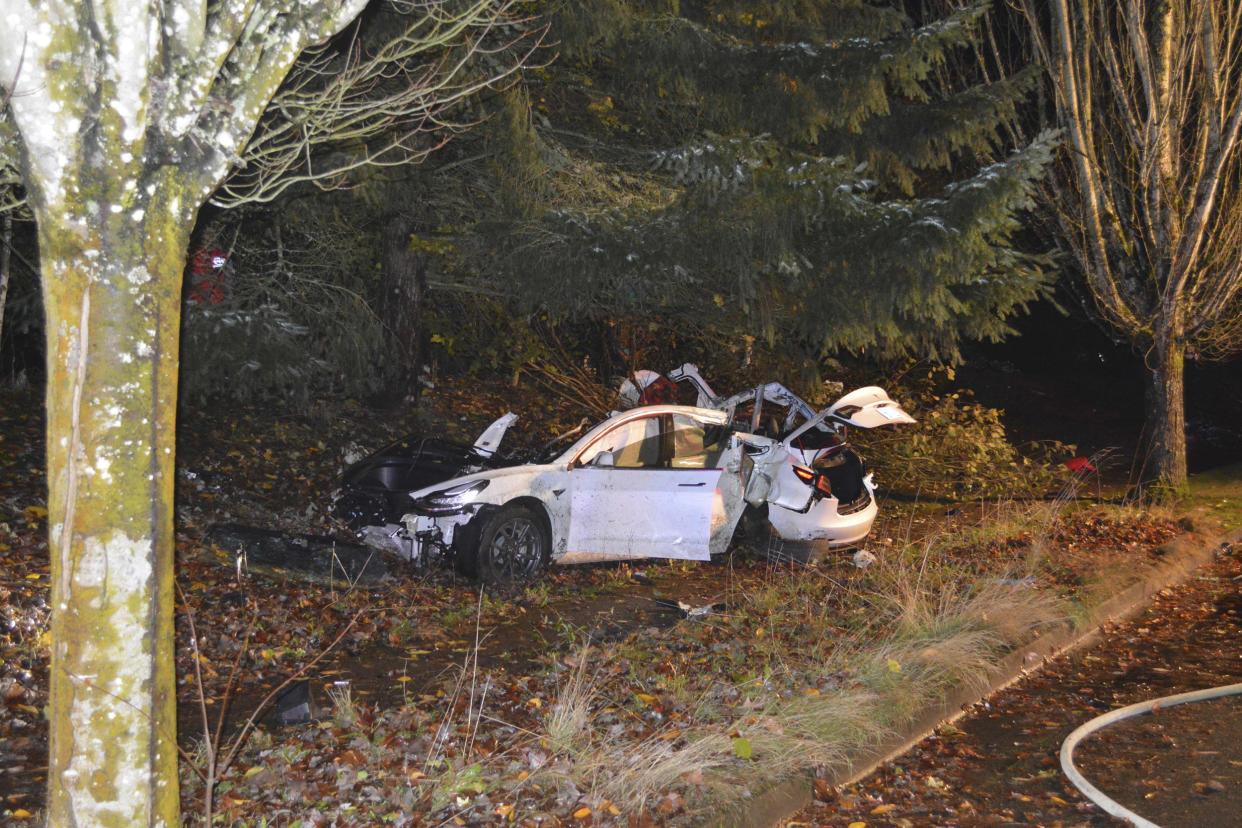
xmin=474 ymin=503 xmax=550 ymax=583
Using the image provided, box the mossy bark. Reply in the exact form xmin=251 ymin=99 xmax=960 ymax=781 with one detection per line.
xmin=0 ymin=1 xmax=413 ymax=822
xmin=39 ymin=169 xmax=195 ymax=826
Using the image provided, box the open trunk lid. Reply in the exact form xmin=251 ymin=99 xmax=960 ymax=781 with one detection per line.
xmin=784 ymin=386 xmax=915 ymax=447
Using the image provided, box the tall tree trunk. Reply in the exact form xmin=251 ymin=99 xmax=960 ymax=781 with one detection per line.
xmin=3 ymin=1 xmax=437 ymax=822
xmin=40 ymin=184 xmax=191 ymax=826
xmin=1144 ymin=330 xmax=1188 ymax=489
xmin=380 ymin=211 xmax=427 ymax=404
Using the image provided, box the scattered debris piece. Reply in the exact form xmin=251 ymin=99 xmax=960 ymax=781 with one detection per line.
xmin=273 ymin=680 xmax=313 ymax=726
xmin=653 ymin=598 xmax=727 ymax=619
xmin=852 ymin=549 xmax=877 ymax=568
xmin=205 ymin=523 xmax=390 ymax=588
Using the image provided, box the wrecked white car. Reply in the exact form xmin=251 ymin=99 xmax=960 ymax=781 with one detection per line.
xmin=385 ymin=372 xmax=912 ymax=582
xmin=634 ymin=364 xmax=916 ymax=558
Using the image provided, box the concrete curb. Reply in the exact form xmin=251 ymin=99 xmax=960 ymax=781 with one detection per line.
xmin=713 ymin=525 xmax=1242 ymax=828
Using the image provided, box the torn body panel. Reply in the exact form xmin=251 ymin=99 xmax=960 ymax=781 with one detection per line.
xmin=669 ymin=362 xmax=914 ymax=437
xmin=395 ymin=405 xmax=792 ymax=573
xmin=472 ymin=412 xmax=518 ymax=458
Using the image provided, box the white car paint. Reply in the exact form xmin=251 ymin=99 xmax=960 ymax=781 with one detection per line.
xmin=402 ymin=404 xmax=786 ymax=566
xmin=668 ymin=363 xmax=916 ymax=434
xmin=567 ymin=466 xmax=721 ymax=560
xmin=665 ymin=364 xmax=914 ymax=551
xmin=472 ymin=412 xmax=517 ymax=458
xmin=765 ymin=485 xmax=878 ymax=547
xmin=400 ymin=373 xmax=914 ymax=571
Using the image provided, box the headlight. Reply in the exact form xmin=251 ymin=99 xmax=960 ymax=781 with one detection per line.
xmin=412 ymin=479 xmax=489 ymax=515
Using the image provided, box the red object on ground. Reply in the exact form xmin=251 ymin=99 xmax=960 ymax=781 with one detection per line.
xmin=1064 ymin=456 xmax=1097 ymax=473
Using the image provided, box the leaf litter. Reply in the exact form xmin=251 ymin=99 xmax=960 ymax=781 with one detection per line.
xmin=0 ymin=379 xmax=1193 ymax=825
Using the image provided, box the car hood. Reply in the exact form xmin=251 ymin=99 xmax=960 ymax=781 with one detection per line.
xmin=472 ymin=412 xmax=518 ymax=458
xmin=406 ymin=460 xmax=560 ymax=502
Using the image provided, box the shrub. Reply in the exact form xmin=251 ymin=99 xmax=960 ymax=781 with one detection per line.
xmin=858 ymin=390 xmax=1070 ymax=499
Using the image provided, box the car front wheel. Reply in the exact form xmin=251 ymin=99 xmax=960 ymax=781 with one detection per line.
xmin=474 ymin=503 xmax=550 ymax=583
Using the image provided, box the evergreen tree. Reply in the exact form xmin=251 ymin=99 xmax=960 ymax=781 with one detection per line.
xmin=479 ymin=0 xmax=1057 ymax=365
xmin=195 ymin=0 xmax=1059 ymax=396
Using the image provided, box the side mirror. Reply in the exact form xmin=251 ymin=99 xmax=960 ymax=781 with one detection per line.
xmin=591 ymin=450 xmax=615 ymax=467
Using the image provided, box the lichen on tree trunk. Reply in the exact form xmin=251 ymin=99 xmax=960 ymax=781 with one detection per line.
xmin=0 ymin=2 xmax=512 ymax=823
xmin=41 ymin=194 xmax=191 ymax=826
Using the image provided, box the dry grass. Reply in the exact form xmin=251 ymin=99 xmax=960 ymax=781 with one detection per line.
xmin=326 ymin=680 xmax=358 ymax=729
xmin=542 ymin=645 xmax=599 ymax=758
xmin=519 ymin=535 xmax=1070 ymax=819
xmin=192 ymin=471 xmax=1172 ymax=825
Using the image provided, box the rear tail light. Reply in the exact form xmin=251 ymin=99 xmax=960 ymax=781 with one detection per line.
xmin=793 ymin=466 xmax=833 ymax=498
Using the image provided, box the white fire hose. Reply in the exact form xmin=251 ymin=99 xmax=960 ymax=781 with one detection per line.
xmin=1060 ymin=681 xmax=1242 ymax=827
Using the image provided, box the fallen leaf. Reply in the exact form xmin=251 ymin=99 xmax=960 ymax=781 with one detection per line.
xmin=336 ymin=749 xmax=365 ymax=766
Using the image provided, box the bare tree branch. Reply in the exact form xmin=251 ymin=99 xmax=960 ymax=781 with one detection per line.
xmin=1018 ymin=0 xmax=1242 ymax=484
xmin=212 ymin=1 xmax=545 ymax=206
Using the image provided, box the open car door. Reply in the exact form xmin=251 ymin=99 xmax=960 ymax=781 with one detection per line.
xmin=566 ymin=409 xmax=735 ymax=561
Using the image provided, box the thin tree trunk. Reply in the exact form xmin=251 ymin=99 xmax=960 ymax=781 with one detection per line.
xmin=1144 ymin=330 xmax=1188 ymax=488
xmin=380 ymin=211 xmax=427 ymax=404
xmin=0 ymin=214 xmax=10 ymax=356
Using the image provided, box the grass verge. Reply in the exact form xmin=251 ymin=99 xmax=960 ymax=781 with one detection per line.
xmin=185 ymin=510 xmax=1160 ymax=826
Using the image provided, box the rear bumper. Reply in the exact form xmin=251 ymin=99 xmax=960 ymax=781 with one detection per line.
xmin=766 ymin=485 xmax=878 ymax=548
